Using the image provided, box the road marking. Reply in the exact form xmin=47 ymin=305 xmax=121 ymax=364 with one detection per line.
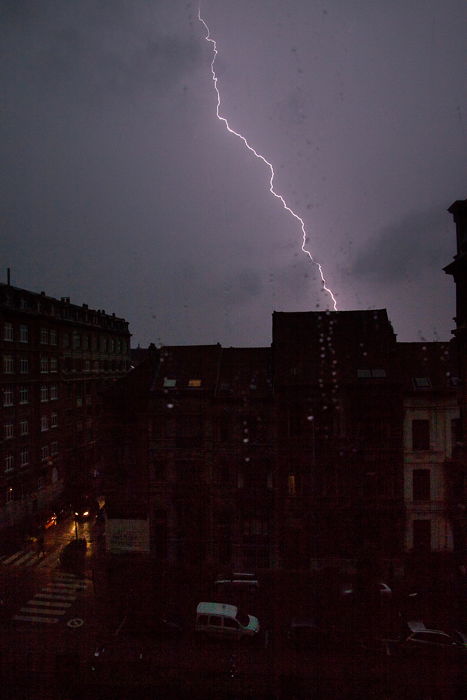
xmin=12 ymin=614 xmax=59 ymax=624
xmin=20 ymin=606 xmax=67 ymax=615
xmin=36 ymin=553 xmax=58 ymax=568
xmin=35 ymin=593 xmax=76 ymax=601
xmin=29 ymin=599 xmax=72 ymax=608
xmin=45 ymin=582 xmax=86 ymax=590
xmin=12 ymin=552 xmax=38 ymax=566
xmin=67 ymin=618 xmax=84 ymax=628
xmin=2 ymin=550 xmax=27 ymax=565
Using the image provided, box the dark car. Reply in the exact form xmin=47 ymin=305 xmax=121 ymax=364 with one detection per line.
xmin=398 ymin=620 xmax=467 ymax=659
xmin=287 ymin=618 xmax=332 ymax=651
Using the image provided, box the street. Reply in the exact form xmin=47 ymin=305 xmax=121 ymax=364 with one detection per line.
xmin=1 ymin=518 xmax=466 ymax=699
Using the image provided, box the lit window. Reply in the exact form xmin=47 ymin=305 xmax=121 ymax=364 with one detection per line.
xmin=163 ymin=378 xmax=176 ymax=388
xmin=287 ymin=474 xmax=296 ymax=497
xmin=3 ymin=323 xmax=13 ymax=341
xmin=20 ymin=448 xmax=29 ymax=466
xmin=40 ymin=385 xmax=48 ymax=402
xmin=3 ymin=355 xmax=14 ymax=374
xmin=4 ymin=423 xmax=14 ymax=439
xmin=41 ymin=415 xmax=49 ymax=432
xmin=3 ymin=388 xmax=14 ymax=406
xmin=19 ymin=325 xmax=29 ymax=343
xmin=20 ymin=420 xmax=29 ymax=435
xmin=19 ymin=386 xmax=29 ymax=404
xmin=188 ymin=379 xmax=202 ymax=387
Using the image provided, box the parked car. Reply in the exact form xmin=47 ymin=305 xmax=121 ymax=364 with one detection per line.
xmin=398 ymin=620 xmax=467 ymax=659
xmin=340 ymin=581 xmax=392 ymax=600
xmin=287 ymin=617 xmax=332 ymax=651
xmin=60 ymin=538 xmax=87 ymax=572
xmin=196 ymin=601 xmax=260 ymax=640
xmin=214 ymin=572 xmax=259 ymax=595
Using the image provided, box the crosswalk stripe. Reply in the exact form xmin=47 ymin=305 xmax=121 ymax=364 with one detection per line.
xmin=46 ymin=582 xmax=86 ymax=590
xmin=35 ymin=593 xmax=76 ymax=601
xmin=13 ymin=614 xmax=59 ymax=624
xmin=30 ymin=599 xmax=72 ymax=608
xmin=2 ymin=550 xmax=26 ymax=565
xmin=36 ymin=553 xmax=58 ymax=568
xmin=53 ymin=572 xmax=83 ymax=580
xmin=12 ymin=552 xmax=36 ymax=566
xmin=20 ymin=606 xmax=67 ymax=615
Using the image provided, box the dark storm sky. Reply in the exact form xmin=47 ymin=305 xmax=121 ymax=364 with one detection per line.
xmin=1 ymin=0 xmax=466 ymax=346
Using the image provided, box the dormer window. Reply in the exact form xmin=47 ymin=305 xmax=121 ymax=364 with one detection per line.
xmin=188 ymin=379 xmax=202 ymax=388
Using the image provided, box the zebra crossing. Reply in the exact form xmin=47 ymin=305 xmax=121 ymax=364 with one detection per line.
xmin=0 ymin=547 xmax=59 ymax=569
xmin=12 ymin=571 xmax=87 ymax=625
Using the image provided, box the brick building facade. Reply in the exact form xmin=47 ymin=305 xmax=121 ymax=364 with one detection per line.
xmin=0 ymin=282 xmax=130 ymax=530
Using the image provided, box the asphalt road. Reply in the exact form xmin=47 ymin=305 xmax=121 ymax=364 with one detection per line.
xmin=1 ymin=521 xmax=466 ymax=699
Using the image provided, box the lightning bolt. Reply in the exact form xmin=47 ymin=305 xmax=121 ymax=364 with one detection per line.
xmin=198 ymin=9 xmax=338 ymax=311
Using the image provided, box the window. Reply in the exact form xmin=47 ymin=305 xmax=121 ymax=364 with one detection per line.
xmin=50 ymin=413 xmax=58 ymax=428
xmin=40 ymin=385 xmax=48 ymax=402
xmin=19 ymin=386 xmax=29 ymax=404
xmin=49 ymin=357 xmax=58 ymax=373
xmin=20 ymin=448 xmax=29 ymax=466
xmin=413 ymin=519 xmax=431 ymax=552
xmin=413 ymin=377 xmax=431 ymax=389
xmin=19 ymin=325 xmax=29 ymax=343
xmin=188 ymin=378 xmax=202 ymax=387
xmin=73 ymin=333 xmax=81 ymax=349
xmin=62 ymin=333 xmax=70 ymax=348
xmin=3 ymin=355 xmax=14 ymax=374
xmin=83 ymin=335 xmax=89 ymax=350
xmin=413 ymin=469 xmax=430 ymax=501
xmin=51 ymin=441 xmax=58 ymax=455
xmin=3 ymin=322 xmax=13 ymax=341
xmin=3 ymin=388 xmax=13 ymax=406
xmin=412 ymin=419 xmax=430 ymax=450
xmin=41 ymin=415 xmax=49 ymax=432
xmin=4 ymin=455 xmax=14 ymax=472
xmin=19 ymin=356 xmax=29 ymax=374
xmin=452 ymin=418 xmax=462 ymax=447
xmin=163 ymin=378 xmax=176 ymax=388
xmin=50 ymin=385 xmax=58 ymax=400
xmin=287 ymin=474 xmax=296 ymax=496
xmin=4 ymin=423 xmax=14 ymax=439
xmin=41 ymin=445 xmax=49 ymax=460
xmin=50 ymin=329 xmax=57 ymax=345
xmin=40 ymin=355 xmax=48 ymax=373
xmin=20 ymin=420 xmax=29 ymax=436
xmin=357 ymin=368 xmax=386 ymax=378
xmin=40 ymin=327 xmax=48 ymax=344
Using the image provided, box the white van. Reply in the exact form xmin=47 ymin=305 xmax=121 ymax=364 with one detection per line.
xmin=195 ymin=602 xmax=260 ymax=640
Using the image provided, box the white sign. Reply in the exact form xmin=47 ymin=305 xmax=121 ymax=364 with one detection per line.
xmin=105 ymin=518 xmax=150 ymax=554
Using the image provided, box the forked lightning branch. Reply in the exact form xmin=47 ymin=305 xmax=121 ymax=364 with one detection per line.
xmin=198 ymin=8 xmax=338 ymax=310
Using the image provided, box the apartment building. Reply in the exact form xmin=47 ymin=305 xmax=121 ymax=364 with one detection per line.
xmin=0 ymin=281 xmax=130 ymax=529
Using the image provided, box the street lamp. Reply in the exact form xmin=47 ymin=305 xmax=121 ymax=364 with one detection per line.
xmin=74 ymin=512 xmax=79 ymax=540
